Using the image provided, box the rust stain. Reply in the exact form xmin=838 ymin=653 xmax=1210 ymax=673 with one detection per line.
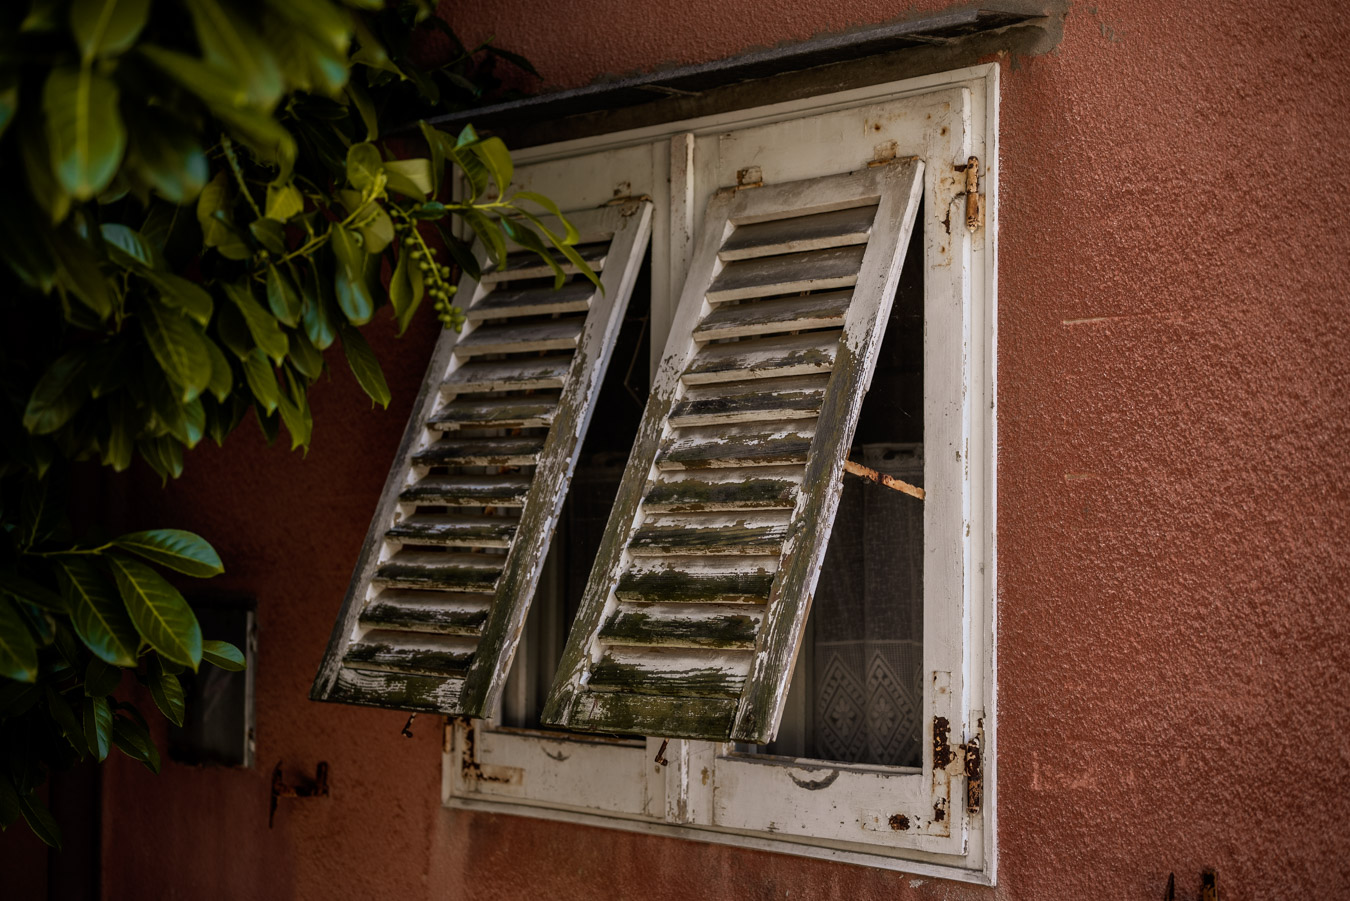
xmin=888 ymin=813 xmax=910 ymax=831
xmin=933 ymin=716 xmax=955 ymax=770
xmin=933 ymin=798 xmax=948 ymax=823
xmin=701 ymin=766 xmax=710 ymax=786
xmin=965 ymin=735 xmax=983 ymax=813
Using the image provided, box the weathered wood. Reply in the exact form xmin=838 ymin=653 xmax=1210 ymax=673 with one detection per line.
xmin=399 ymin=474 xmax=532 ymax=507
xmin=480 ymin=241 xmax=608 ymax=284
xmin=706 ymin=245 xmax=866 ymax=303
xmin=719 ymin=204 xmax=876 ymax=261
xmin=454 ymin=317 xmax=585 ymax=357
xmin=359 ymin=590 xmax=491 ymax=635
xmin=681 ymin=330 xmax=841 ymax=385
xmin=615 ymin=558 xmax=777 ymax=604
xmin=629 ymin=512 xmax=790 ymax=556
xmin=670 ymin=375 xmax=827 ymax=427
xmin=327 ymin=667 xmax=464 ymax=713
xmin=411 ymin=435 xmax=544 ymax=467
xmin=428 ymin=395 xmax=559 ymax=431
xmin=442 ymin=355 xmax=572 ymax=393
xmin=657 ymin=422 xmax=815 ymax=470
xmin=386 ymin=513 xmax=520 ymax=548
xmin=466 ymin=280 xmax=596 ymax=322
xmin=560 ymin=693 xmax=737 ymax=740
xmin=693 ymin=290 xmax=852 ymax=341
xmin=373 ymin=551 xmax=504 ymax=592
xmin=600 ymin=603 xmax=762 ymax=649
xmin=342 ymin=630 xmax=477 ymax=675
xmin=843 ymin=459 xmax=925 ymax=500
xmin=588 ymin=647 xmax=750 ymax=699
xmin=642 ymin=467 xmax=802 ymax=512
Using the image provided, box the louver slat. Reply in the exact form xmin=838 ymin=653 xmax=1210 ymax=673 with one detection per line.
xmin=312 ymin=201 xmax=653 ymax=716
xmin=543 ymin=163 xmax=924 ymax=743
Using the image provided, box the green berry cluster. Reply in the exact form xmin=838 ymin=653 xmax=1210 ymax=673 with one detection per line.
xmin=398 ymin=228 xmax=464 ymax=331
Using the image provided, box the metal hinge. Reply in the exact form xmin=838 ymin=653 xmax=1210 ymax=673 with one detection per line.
xmin=959 ymin=155 xmax=982 ymax=231
xmin=933 ymin=714 xmax=984 ymax=813
xmin=964 ymin=735 xmax=983 ymax=813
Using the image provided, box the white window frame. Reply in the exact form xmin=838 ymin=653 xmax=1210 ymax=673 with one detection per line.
xmin=444 ymin=63 xmax=999 ymax=884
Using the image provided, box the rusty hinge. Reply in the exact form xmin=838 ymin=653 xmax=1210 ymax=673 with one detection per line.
xmin=964 ymin=735 xmax=983 ymax=813
xmin=933 ymin=715 xmax=983 ymax=813
xmin=959 ymin=156 xmax=982 ymax=230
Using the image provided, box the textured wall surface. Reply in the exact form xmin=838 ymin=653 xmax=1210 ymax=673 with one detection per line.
xmin=90 ymin=2 xmax=1350 ymax=899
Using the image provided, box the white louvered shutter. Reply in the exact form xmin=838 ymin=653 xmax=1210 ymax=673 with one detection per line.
xmin=312 ymin=201 xmax=653 ymax=716
xmin=542 ymin=165 xmax=923 ymax=743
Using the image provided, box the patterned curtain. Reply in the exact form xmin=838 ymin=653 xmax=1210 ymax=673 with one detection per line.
xmin=809 ymin=445 xmax=924 ymax=767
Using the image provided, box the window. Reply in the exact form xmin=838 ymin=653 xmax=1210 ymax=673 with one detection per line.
xmin=320 ymin=65 xmax=997 ymax=883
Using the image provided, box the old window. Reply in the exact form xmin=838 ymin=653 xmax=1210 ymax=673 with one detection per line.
xmin=438 ymin=65 xmax=998 ymax=883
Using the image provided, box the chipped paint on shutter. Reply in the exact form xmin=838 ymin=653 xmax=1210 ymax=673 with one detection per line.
xmin=312 ymin=201 xmax=653 ymax=716
xmin=541 ymin=165 xmax=923 ymax=743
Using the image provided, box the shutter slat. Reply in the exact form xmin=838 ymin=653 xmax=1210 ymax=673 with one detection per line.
xmin=411 ymin=436 xmax=544 ymax=467
xmin=360 ymin=590 xmax=491 ymax=635
xmin=442 ymin=355 xmax=572 ymax=393
xmin=693 ymin=290 xmax=852 ymax=340
xmin=343 ymin=630 xmax=477 ymax=676
xmin=466 ymin=280 xmax=595 ymax=322
xmin=657 ymin=422 xmax=815 ymax=470
xmin=599 ymin=603 xmax=762 ymax=649
xmin=670 ymin=375 xmax=827 ymax=427
xmin=386 ymin=513 xmax=519 ymax=548
xmin=313 ymin=200 xmax=653 ymax=717
xmin=719 ymin=205 xmax=876 ymax=261
xmin=428 ymin=396 xmax=559 ymax=431
xmin=399 ymin=474 xmax=532 ymax=506
xmin=543 ymin=164 xmax=923 ymax=742
xmin=454 ymin=317 xmax=585 ymax=357
xmin=629 ymin=512 xmax=790 ymax=556
xmin=642 ymin=467 xmax=802 ymax=512
xmin=588 ymin=647 xmax=750 ymax=699
xmin=480 ymin=242 xmax=608 ymax=284
xmin=615 ymin=557 xmax=777 ymax=604
xmin=373 ymin=551 xmax=504 ymax=592
xmin=682 ymin=331 xmax=840 ymax=385
xmin=706 ymin=245 xmax=866 ymax=303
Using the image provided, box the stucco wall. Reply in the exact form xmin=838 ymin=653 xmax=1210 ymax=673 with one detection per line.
xmin=94 ymin=2 xmax=1350 ymax=899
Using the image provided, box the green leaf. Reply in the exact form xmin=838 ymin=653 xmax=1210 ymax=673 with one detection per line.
xmin=148 ymin=658 xmax=185 ymax=727
xmin=138 ymin=436 xmax=184 ymax=481
xmin=339 ymin=323 xmax=389 ymax=408
xmin=517 ymin=209 xmax=602 ymax=291
xmin=287 ymin=330 xmax=324 ymax=380
xmin=265 ymin=183 xmax=304 ymax=221
xmin=276 ymin=367 xmax=312 ymax=451
xmin=264 ymin=265 xmax=303 ymax=326
xmin=223 ymin=281 xmax=288 ymax=363
xmin=100 ymin=223 xmax=161 ymax=270
xmin=70 ymin=0 xmax=151 ymax=61
xmin=241 ymin=350 xmax=280 ymax=413
xmin=141 ymin=300 xmax=212 ymax=402
xmin=196 ymin=172 xmax=248 ymax=256
xmin=474 ymin=137 xmax=513 ymax=198
xmin=102 ymin=395 xmax=135 ymax=472
xmin=46 ymin=686 xmax=85 ymax=754
xmin=83 ymin=695 xmax=112 ymax=760
xmin=204 ymin=336 xmax=233 ymax=402
xmin=382 ymin=159 xmax=431 ymax=200
xmin=330 ymin=225 xmax=374 ymax=325
xmin=446 ymin=145 xmax=488 ymax=202
xmin=105 ymin=554 xmax=202 ymax=669
xmin=0 ymin=774 xmax=19 ymax=829
xmin=500 ymin=218 xmax=566 ymax=289
xmin=346 ymin=81 xmax=378 ymax=142
xmin=183 ymin=0 xmax=283 ymax=107
xmin=0 ymin=73 xmax=19 ymax=143
xmin=17 ymin=788 xmax=62 ymax=848
xmin=300 ymin=261 xmax=336 ymax=350
xmin=23 ymin=350 xmax=87 ymax=435
xmin=513 ymin=191 xmax=581 ymax=245
xmin=250 ymin=218 xmax=287 ymax=256
xmin=202 ymin=639 xmax=245 ymax=671
xmin=460 ymin=207 xmax=506 ymax=269
xmin=146 ymin=273 xmax=214 ymax=327
xmin=349 ymin=15 xmax=400 ymax=77
xmin=127 ymin=115 xmax=208 ymax=203
xmin=0 ymin=597 xmax=38 ymax=682
xmin=345 ymin=142 xmax=384 ymax=194
xmin=84 ymin=657 xmax=123 ymax=696
xmin=0 ymin=568 xmax=65 ymax=613
xmin=44 ymin=65 xmax=126 ymax=200
xmin=111 ymin=714 xmax=160 ymax=773
xmin=112 ymin=529 xmax=224 ymax=578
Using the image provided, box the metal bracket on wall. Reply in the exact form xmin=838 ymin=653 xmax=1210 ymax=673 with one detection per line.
xmin=269 ymin=760 xmax=329 ymax=828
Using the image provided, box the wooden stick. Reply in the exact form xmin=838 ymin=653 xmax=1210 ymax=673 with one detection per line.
xmin=843 ymin=459 xmax=925 ymax=500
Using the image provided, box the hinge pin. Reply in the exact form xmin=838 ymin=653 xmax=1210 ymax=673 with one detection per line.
xmin=964 ymin=156 xmax=980 ymax=231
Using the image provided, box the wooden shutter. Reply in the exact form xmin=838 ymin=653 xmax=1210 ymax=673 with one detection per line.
xmin=312 ymin=201 xmax=653 ymax=717
xmin=541 ymin=164 xmax=923 ymax=743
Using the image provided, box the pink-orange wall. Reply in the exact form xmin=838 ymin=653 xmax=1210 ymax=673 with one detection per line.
xmin=91 ymin=2 xmax=1350 ymax=899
